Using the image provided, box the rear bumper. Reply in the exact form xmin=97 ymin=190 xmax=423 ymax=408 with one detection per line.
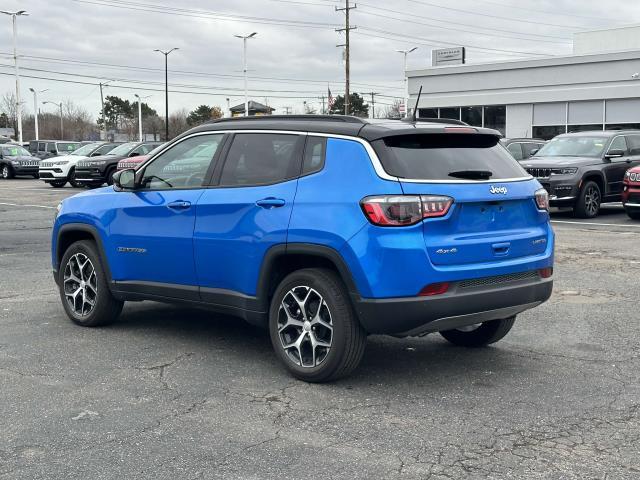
xmin=353 ymin=274 xmax=552 ymax=336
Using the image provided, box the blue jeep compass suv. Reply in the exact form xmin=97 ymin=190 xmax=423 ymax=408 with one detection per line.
xmin=52 ymin=116 xmax=554 ymax=382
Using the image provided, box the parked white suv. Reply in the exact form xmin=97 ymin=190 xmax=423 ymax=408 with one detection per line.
xmin=39 ymin=142 xmax=120 ymax=188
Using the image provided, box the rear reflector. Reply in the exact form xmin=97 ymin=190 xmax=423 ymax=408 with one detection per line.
xmin=418 ymin=282 xmax=450 ymax=296
xmin=539 ymin=267 xmax=553 ymax=278
xmin=361 ymin=195 xmax=453 ymax=226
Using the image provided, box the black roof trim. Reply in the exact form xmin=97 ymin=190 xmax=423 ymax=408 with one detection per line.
xmin=211 ymin=115 xmax=367 ymax=124
xmin=403 ymin=117 xmax=469 ymax=126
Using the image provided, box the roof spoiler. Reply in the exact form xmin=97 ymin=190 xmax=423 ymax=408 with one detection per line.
xmin=210 ymin=115 xmax=367 ymax=124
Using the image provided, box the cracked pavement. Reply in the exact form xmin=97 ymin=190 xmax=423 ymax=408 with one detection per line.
xmin=1 ymin=180 xmax=639 ymax=479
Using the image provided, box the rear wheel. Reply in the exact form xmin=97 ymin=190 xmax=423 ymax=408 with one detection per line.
xmin=49 ymin=180 xmax=66 ymax=188
xmin=58 ymin=240 xmax=123 ymax=327
xmin=1 ymin=164 xmax=14 ymax=179
xmin=574 ymin=180 xmax=601 ymax=218
xmin=626 ymin=208 xmax=640 ymax=220
xmin=106 ymin=168 xmax=116 ymax=186
xmin=440 ymin=317 xmax=516 ymax=347
xmin=269 ymin=268 xmax=367 ymax=383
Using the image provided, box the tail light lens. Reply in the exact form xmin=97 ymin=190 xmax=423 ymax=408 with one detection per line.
xmin=418 ymin=282 xmax=450 ymax=296
xmin=361 ymin=195 xmax=453 ymax=226
xmin=535 ymin=188 xmax=549 ymax=211
xmin=539 ymin=267 xmax=553 ymax=278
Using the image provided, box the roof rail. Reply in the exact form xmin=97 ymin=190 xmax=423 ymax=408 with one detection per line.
xmin=401 ymin=117 xmax=469 ymax=126
xmin=211 ymin=115 xmax=368 ymax=124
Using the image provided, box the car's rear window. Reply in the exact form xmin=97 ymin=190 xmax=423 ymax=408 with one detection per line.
xmin=375 ymin=134 xmax=528 ymax=181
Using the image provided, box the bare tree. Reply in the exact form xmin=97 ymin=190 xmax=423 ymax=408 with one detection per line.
xmin=0 ymin=92 xmax=18 ymax=136
xmin=381 ymin=99 xmax=403 ymax=119
xmin=168 ymin=108 xmax=190 ymax=139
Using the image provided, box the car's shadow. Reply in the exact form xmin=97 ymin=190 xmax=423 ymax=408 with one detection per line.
xmin=109 ymin=302 xmax=527 ymax=385
xmin=550 ymin=203 xmax=624 ymax=219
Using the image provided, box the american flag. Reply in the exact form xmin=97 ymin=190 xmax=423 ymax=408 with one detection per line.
xmin=327 ymin=85 xmax=335 ymax=112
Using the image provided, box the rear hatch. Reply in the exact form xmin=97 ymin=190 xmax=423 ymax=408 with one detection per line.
xmin=374 ymin=131 xmax=549 ymax=267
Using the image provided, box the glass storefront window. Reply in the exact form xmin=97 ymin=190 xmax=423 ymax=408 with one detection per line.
xmin=532 ymin=125 xmax=567 ymax=140
xmin=483 ymin=106 xmax=506 ymax=135
xmin=439 ymin=107 xmax=460 ymax=122
xmin=567 ymin=124 xmax=603 ymax=133
xmin=418 ymin=108 xmax=438 ymax=119
xmin=461 ymin=106 xmax=482 ymax=127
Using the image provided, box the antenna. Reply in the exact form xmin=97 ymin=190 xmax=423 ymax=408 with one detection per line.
xmin=412 ymin=85 xmax=423 ymax=123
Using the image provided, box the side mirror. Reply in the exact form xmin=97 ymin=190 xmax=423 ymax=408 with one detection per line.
xmin=91 ymin=152 xmax=102 ymax=157
xmin=605 ymin=149 xmax=625 ymax=159
xmin=128 ymin=152 xmax=140 ymax=157
xmin=113 ymin=168 xmax=137 ymax=190
xmin=529 ymin=148 xmax=539 ymax=156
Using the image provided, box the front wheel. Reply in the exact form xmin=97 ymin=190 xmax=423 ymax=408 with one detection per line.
xmin=269 ymin=268 xmax=367 ymax=383
xmin=68 ymin=168 xmax=81 ymax=188
xmin=574 ymin=180 xmax=601 ymax=218
xmin=1 ymin=164 xmax=14 ymax=179
xmin=440 ymin=317 xmax=516 ymax=347
xmin=58 ymin=240 xmax=123 ymax=327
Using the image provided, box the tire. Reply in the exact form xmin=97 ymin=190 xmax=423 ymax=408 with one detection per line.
xmin=1 ymin=164 xmax=14 ymax=179
xmin=49 ymin=180 xmax=67 ymax=188
xmin=440 ymin=316 xmax=516 ymax=347
xmin=58 ymin=240 xmax=123 ymax=327
xmin=68 ymin=168 xmax=81 ymax=188
xmin=32 ymin=174 xmax=39 ymax=179
xmin=269 ymin=268 xmax=367 ymax=383
xmin=106 ymin=168 xmax=116 ymax=186
xmin=574 ymin=180 xmax=601 ymax=218
xmin=625 ymin=208 xmax=640 ymax=220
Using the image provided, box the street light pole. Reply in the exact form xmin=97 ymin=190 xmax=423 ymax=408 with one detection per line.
xmin=154 ymin=48 xmax=179 ymax=140
xmin=234 ymin=32 xmax=257 ymax=116
xmin=1 ymin=10 xmax=28 ymax=143
xmin=134 ymin=94 xmax=151 ymax=142
xmin=28 ymin=88 xmax=46 ymax=141
xmin=43 ymin=101 xmax=63 ymax=139
xmin=396 ymin=47 xmax=418 ymax=118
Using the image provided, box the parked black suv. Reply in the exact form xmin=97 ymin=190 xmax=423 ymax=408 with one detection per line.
xmin=522 ymin=130 xmax=640 ymax=218
xmin=74 ymin=141 xmax=163 ymax=186
xmin=500 ymin=138 xmax=546 ymax=161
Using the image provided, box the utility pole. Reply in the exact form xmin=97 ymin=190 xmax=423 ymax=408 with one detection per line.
xmin=283 ymin=106 xmax=292 ymax=115
xmin=154 ymin=48 xmax=179 ymax=140
xmin=366 ymin=92 xmax=379 ymax=119
xmin=29 ymin=88 xmax=46 ymax=141
xmin=1 ymin=10 xmax=28 ymax=143
xmin=318 ymin=95 xmax=326 ymax=114
xmin=336 ymin=0 xmax=356 ymax=116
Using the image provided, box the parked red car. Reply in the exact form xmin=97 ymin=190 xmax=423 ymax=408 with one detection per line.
xmin=623 ymin=166 xmax=640 ymax=220
xmin=117 ymin=154 xmax=149 ymax=171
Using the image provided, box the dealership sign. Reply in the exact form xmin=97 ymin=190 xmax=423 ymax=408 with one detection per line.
xmin=432 ymin=47 xmax=466 ymax=66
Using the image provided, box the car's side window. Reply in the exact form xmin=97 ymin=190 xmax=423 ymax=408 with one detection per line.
xmin=626 ymin=135 xmax=640 ymax=156
xmin=48 ymin=143 xmax=57 ymax=154
xmin=507 ymin=142 xmax=523 ymax=160
xmin=139 ymin=134 xmax=223 ymax=190
xmin=522 ymin=143 xmax=541 ymax=158
xmin=608 ymin=136 xmax=628 ymax=155
xmin=302 ymin=136 xmax=327 ymax=175
xmin=95 ymin=144 xmax=115 ymax=155
xmin=219 ymin=133 xmax=303 ymax=187
xmin=37 ymin=142 xmax=46 ymax=152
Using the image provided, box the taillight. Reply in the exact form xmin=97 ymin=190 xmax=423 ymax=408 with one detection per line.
xmin=535 ymin=188 xmax=549 ymax=211
xmin=361 ymin=195 xmax=453 ymax=226
xmin=539 ymin=267 xmax=553 ymax=278
xmin=418 ymin=282 xmax=450 ymax=296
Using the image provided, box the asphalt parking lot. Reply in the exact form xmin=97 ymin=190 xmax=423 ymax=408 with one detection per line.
xmin=1 ymin=178 xmax=639 ymax=479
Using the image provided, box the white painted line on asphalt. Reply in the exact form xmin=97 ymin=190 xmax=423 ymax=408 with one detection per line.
xmin=552 ymin=220 xmax=640 ymax=228
xmin=0 ymin=202 xmax=56 ymax=210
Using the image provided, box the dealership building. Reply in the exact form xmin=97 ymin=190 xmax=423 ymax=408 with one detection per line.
xmin=407 ymin=25 xmax=640 ymax=139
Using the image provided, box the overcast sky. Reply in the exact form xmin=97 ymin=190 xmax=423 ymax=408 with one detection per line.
xmin=0 ymin=0 xmax=638 ymax=120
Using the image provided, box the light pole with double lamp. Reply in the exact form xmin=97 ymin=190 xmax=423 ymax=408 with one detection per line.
xmin=154 ymin=47 xmax=179 ymax=141
xmin=28 ymin=88 xmax=47 ymax=141
xmin=234 ymin=32 xmax=257 ymax=116
xmin=396 ymin=47 xmax=418 ymax=118
xmin=1 ymin=10 xmax=28 ymax=143
xmin=43 ymin=101 xmax=63 ymax=139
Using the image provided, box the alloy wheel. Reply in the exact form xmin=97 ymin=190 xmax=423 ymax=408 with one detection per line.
xmin=584 ymin=185 xmax=600 ymax=216
xmin=277 ymin=286 xmax=333 ymax=368
xmin=1 ymin=165 xmax=8 ymax=179
xmin=63 ymin=253 xmax=98 ymax=317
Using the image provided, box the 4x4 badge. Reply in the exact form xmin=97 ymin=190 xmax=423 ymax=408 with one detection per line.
xmin=489 ymin=185 xmax=508 ymax=195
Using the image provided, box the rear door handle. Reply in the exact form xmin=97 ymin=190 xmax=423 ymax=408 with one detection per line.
xmin=167 ymin=200 xmax=191 ymax=210
xmin=492 ymin=242 xmax=510 ymax=256
xmin=256 ymin=197 xmax=286 ymax=208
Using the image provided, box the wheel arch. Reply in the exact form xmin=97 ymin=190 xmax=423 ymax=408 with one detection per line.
xmin=56 ymin=223 xmax=113 ymax=285
xmin=256 ymin=243 xmax=360 ymax=312
xmin=581 ymin=171 xmax=605 ymax=195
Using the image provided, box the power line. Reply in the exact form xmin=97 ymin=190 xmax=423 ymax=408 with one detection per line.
xmin=0 ymin=52 xmax=404 ymax=91
xmin=402 ymin=0 xmax=592 ymax=29
xmin=468 ymin=0 xmax=624 ymax=22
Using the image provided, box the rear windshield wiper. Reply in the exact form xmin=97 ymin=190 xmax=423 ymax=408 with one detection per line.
xmin=448 ymin=169 xmax=493 ymax=180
